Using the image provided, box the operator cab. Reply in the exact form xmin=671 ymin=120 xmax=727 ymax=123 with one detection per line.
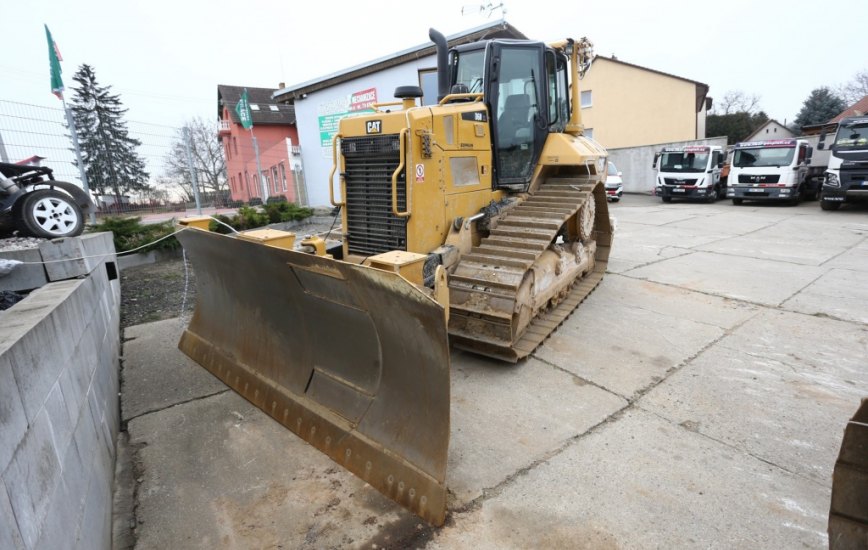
xmin=449 ymin=40 xmax=571 ymax=189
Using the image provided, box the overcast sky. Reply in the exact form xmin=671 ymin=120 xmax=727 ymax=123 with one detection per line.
xmin=3 ymin=0 xmax=867 ymax=161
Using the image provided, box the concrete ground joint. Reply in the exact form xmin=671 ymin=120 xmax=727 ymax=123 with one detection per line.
xmin=124 ymin=388 xmax=230 ymax=424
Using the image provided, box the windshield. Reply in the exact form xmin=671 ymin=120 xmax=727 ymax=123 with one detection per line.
xmin=453 ymin=49 xmax=485 ymax=94
xmin=733 ymin=147 xmax=795 ymax=167
xmin=607 ymin=162 xmax=618 ymax=176
xmin=833 ymin=123 xmax=868 ymax=149
xmin=660 ymin=152 xmax=709 ymax=173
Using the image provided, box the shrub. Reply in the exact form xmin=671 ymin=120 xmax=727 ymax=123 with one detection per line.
xmin=248 ymin=197 xmax=262 ymax=206
xmin=266 ymin=195 xmax=288 ymax=204
xmin=264 ymin=201 xmax=314 ymax=224
xmin=89 ymin=217 xmax=180 ymax=253
xmin=228 ymin=199 xmax=244 ymax=208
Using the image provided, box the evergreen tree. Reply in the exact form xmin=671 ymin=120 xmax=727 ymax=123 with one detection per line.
xmin=706 ymin=111 xmax=770 ymax=145
xmin=794 ymin=87 xmax=847 ymax=128
xmin=69 ymin=64 xmax=150 ymax=201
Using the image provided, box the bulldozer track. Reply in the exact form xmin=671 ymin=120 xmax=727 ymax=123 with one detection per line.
xmin=448 ymin=176 xmax=613 ymax=362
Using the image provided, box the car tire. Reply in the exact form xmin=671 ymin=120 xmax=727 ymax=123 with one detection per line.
xmin=611 ymin=198 xmax=620 ymax=202
xmin=14 ymin=189 xmax=85 ymax=238
xmin=820 ymin=199 xmax=841 ymax=211
xmin=732 ymin=198 xmax=743 ymax=205
xmin=662 ymin=196 xmax=672 ymax=203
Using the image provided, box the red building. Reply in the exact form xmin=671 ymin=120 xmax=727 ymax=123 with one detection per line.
xmin=217 ymin=85 xmax=307 ymax=204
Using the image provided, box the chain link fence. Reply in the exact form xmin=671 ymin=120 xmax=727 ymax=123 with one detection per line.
xmin=0 ymin=99 xmax=231 ymax=221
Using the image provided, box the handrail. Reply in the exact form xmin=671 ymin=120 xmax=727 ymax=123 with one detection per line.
xmin=328 ymin=133 xmax=344 ymax=207
xmin=438 ymin=93 xmax=484 ymax=105
xmin=371 ymin=101 xmax=403 ymax=110
xmin=391 ymin=128 xmax=410 ymax=218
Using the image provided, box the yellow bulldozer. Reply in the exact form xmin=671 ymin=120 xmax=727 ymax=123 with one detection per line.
xmin=175 ymin=29 xmax=613 ymax=525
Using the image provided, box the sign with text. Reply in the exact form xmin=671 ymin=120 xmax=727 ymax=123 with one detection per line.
xmin=317 ymin=87 xmax=378 ymax=154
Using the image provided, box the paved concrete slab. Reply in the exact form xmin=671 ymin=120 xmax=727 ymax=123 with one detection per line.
xmin=535 ymin=282 xmax=728 ymax=398
xmin=783 ymin=268 xmax=868 ymax=324
xmin=825 ymin=242 xmax=868 ymax=272
xmin=128 ymin=390 xmax=410 ymax=550
xmin=626 ymin=250 xmax=825 ymax=306
xmin=447 ymin=353 xmax=626 ymax=505
xmin=430 ymin=409 xmax=829 ymax=549
xmin=116 ymin=195 xmax=866 ymax=548
xmin=122 ymin=319 xmax=227 ymax=420
xmin=641 ymin=309 xmax=867 ymax=485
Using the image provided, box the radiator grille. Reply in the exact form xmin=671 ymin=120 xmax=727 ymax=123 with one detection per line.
xmin=738 ymin=174 xmax=780 ymax=184
xmin=341 ymin=135 xmax=407 ymax=256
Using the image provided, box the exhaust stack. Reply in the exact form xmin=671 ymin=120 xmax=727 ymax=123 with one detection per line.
xmin=429 ymin=28 xmax=449 ymax=101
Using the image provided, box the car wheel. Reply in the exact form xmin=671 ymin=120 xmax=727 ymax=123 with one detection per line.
xmin=732 ymin=198 xmax=743 ymax=205
xmin=14 ymin=189 xmax=85 ymax=238
xmin=611 ymin=198 xmax=620 ymax=202
xmin=820 ymin=199 xmax=841 ymax=211
xmin=662 ymin=196 xmax=672 ymax=203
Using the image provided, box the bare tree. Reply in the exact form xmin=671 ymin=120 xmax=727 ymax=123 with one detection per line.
xmin=162 ymin=117 xmax=227 ymax=204
xmin=836 ymin=69 xmax=868 ymax=106
xmin=711 ymin=90 xmax=762 ymax=115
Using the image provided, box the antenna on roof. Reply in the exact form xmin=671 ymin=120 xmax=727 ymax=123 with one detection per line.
xmin=461 ymin=2 xmax=507 ymax=23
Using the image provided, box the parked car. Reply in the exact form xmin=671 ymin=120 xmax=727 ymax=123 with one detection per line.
xmin=0 ymin=162 xmax=92 ymax=238
xmin=605 ymin=161 xmax=623 ymax=202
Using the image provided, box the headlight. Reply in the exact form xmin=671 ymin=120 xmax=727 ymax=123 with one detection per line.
xmin=824 ymin=173 xmax=839 ymax=187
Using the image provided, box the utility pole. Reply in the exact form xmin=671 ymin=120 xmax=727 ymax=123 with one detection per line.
xmin=251 ymin=130 xmax=267 ymax=202
xmin=62 ymin=99 xmax=96 ymax=224
xmin=183 ymin=126 xmax=203 ymax=214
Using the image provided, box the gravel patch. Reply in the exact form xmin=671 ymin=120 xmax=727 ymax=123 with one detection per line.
xmin=0 ymin=236 xmax=46 ymax=252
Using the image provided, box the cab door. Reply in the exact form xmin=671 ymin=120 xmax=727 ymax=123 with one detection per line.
xmin=486 ymin=42 xmax=547 ymax=188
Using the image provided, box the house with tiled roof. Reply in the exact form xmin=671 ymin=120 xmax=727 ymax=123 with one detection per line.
xmin=829 ymin=95 xmax=868 ymax=124
xmin=579 ymin=55 xmax=711 ymax=148
xmin=217 ymin=85 xmax=307 ymax=204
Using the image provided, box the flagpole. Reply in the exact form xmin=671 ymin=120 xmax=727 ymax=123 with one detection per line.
xmin=251 ymin=128 xmax=267 ymax=202
xmin=62 ymin=97 xmax=96 ymax=224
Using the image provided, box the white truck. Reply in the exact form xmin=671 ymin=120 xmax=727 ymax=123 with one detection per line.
xmin=818 ymin=116 xmax=868 ymax=210
xmin=653 ymin=145 xmax=726 ymax=203
xmin=727 ymin=138 xmax=825 ymax=205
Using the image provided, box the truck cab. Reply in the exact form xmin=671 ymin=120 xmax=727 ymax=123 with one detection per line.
xmin=727 ymin=139 xmax=814 ymax=205
xmin=653 ymin=145 xmax=725 ymax=202
xmin=820 ymin=116 xmax=868 ymax=210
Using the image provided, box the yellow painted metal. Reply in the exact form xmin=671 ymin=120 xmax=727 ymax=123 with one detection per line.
xmin=367 ymin=250 xmax=428 ymax=286
xmin=176 ymin=229 xmax=451 ymax=525
xmin=300 ymin=235 xmax=331 ymax=257
xmin=236 ymin=228 xmax=297 ymax=250
xmin=329 ymin=133 xmax=344 ymax=207
xmin=392 ymin=128 xmax=410 ymax=218
xmin=177 ymin=216 xmax=212 ymax=230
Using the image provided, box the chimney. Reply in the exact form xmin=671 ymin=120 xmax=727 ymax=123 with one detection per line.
xmin=278 ymin=82 xmax=286 ymax=89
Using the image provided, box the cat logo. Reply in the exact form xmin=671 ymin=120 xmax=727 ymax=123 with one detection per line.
xmin=366 ymin=120 xmax=382 ymax=134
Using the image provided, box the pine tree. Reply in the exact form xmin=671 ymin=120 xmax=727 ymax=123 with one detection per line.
xmin=794 ymin=87 xmax=847 ymax=128
xmin=69 ymin=64 xmax=150 ymax=202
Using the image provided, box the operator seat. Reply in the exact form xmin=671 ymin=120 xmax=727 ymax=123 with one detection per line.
xmin=498 ymin=94 xmax=531 ymax=149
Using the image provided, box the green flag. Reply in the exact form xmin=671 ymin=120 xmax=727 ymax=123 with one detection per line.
xmin=45 ymin=25 xmax=64 ymax=100
xmin=235 ymin=88 xmax=253 ymax=129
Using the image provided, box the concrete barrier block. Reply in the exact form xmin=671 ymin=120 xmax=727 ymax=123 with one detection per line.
xmin=0 ymin=355 xmax=27 ymax=473
xmin=4 ymin=409 xmax=60 ymax=548
xmin=38 ymin=232 xmax=116 ymax=282
xmin=0 ymin=478 xmax=25 ymax=550
xmin=44 ymin=382 xmax=74 ymax=466
xmin=33 ymin=477 xmax=79 ymax=550
xmin=0 ymin=248 xmax=49 ymax=292
xmin=74 ymin=460 xmax=110 ymax=550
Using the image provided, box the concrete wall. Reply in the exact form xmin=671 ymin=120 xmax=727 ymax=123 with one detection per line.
xmin=0 ymin=234 xmax=120 ymax=549
xmin=294 ymin=55 xmax=438 ymax=207
xmin=608 ymin=136 xmax=728 ymax=194
xmin=580 ymin=57 xmax=704 ymax=149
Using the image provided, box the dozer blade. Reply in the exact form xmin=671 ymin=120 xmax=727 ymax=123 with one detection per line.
xmin=829 ymin=398 xmax=868 ymax=549
xmin=175 ymin=228 xmax=450 ymax=525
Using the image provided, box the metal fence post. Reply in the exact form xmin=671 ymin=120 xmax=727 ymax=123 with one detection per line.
xmin=62 ymin=99 xmax=97 ymax=224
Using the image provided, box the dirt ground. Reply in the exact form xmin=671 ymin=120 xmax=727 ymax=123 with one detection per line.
xmin=120 ymin=256 xmax=196 ymax=329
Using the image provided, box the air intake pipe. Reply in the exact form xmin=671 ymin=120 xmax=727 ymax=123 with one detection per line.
xmin=429 ymin=28 xmax=449 ymax=102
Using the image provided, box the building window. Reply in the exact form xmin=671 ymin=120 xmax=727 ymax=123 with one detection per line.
xmin=419 ymin=68 xmax=438 ymax=106
xmin=224 ymin=138 xmax=231 ymax=160
xmin=238 ymin=172 xmax=242 ymax=195
xmin=250 ymin=104 xmax=260 ymax=111
xmin=585 ymin=128 xmax=594 ymax=139
xmin=272 ymin=166 xmax=279 ymax=194
xmin=581 ymin=90 xmax=592 ymax=108
xmin=230 ymin=175 xmax=235 ymax=192
xmin=233 ymin=136 xmax=238 ymax=155
xmin=279 ymin=162 xmax=287 ymax=192
xmin=253 ymin=174 xmax=259 ymax=196
xmin=245 ymin=171 xmax=250 ymax=196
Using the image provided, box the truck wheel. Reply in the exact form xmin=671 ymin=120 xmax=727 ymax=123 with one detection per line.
xmin=732 ymin=198 xmax=743 ymax=205
xmin=14 ymin=189 xmax=85 ymax=238
xmin=661 ymin=196 xmax=672 ymax=203
xmin=820 ymin=199 xmax=841 ymax=211
xmin=789 ymin=187 xmax=802 ymax=206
